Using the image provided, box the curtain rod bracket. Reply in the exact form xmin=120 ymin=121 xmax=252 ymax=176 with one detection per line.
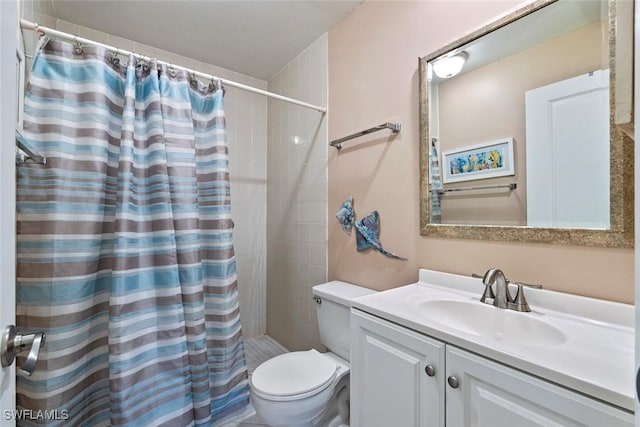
xmin=16 ymin=131 xmax=46 ymax=165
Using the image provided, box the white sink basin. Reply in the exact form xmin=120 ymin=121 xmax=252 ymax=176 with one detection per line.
xmin=351 ymin=268 xmax=635 ymax=411
xmin=418 ymin=299 xmax=567 ymax=346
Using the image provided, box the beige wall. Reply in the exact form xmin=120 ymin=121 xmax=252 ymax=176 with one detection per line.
xmin=328 ymin=1 xmax=633 ymax=304
xmin=437 ymin=21 xmax=606 ymax=225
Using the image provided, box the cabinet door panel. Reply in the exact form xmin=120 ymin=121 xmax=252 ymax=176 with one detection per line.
xmin=351 ymin=310 xmax=445 ymax=427
xmin=446 ymin=347 xmax=633 ymax=427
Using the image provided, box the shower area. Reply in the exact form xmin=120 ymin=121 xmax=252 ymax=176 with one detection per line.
xmin=11 ymin=1 xmax=330 ymax=425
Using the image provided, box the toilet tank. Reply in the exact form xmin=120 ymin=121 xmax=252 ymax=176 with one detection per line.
xmin=312 ymin=281 xmax=376 ymax=361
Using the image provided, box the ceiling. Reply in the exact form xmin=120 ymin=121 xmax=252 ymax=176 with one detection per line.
xmin=47 ymin=0 xmax=362 ymax=80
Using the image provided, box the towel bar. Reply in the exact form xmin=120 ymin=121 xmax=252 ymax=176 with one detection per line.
xmin=330 ymin=122 xmax=401 ymax=150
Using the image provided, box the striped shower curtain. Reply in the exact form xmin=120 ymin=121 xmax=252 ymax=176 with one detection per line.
xmin=16 ymin=39 xmax=249 ymax=426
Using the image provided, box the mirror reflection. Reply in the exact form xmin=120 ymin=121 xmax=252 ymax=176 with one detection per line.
xmin=426 ymin=0 xmax=609 ymax=228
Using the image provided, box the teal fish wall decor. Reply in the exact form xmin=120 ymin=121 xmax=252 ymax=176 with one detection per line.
xmin=355 ymin=211 xmax=407 ymax=260
xmin=336 ymin=195 xmax=355 ymax=234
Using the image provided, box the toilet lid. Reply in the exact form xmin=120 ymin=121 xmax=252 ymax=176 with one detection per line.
xmin=251 ymin=349 xmax=338 ymax=399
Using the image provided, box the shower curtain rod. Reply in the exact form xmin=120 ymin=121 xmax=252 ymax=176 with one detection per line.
xmin=20 ymin=19 xmax=327 ymax=113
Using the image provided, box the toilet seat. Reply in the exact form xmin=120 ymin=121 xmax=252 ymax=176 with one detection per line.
xmin=251 ymin=349 xmax=338 ymax=402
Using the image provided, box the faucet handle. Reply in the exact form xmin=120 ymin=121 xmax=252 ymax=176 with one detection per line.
xmin=509 ymin=282 xmax=542 ymax=312
xmin=471 ymin=273 xmax=495 ymax=303
xmin=480 ymin=283 xmax=495 ymax=304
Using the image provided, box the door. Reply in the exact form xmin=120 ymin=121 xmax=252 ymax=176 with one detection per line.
xmin=0 ymin=0 xmax=18 ymax=425
xmin=635 ymin=0 xmax=640 ymax=423
xmin=446 ymin=346 xmax=633 ymax=427
xmin=525 ymin=70 xmax=610 ymax=229
xmin=350 ymin=310 xmax=445 ymax=427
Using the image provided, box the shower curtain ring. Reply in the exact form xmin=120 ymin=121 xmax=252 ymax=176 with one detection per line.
xmin=169 ymin=64 xmax=177 ymax=79
xmin=73 ymin=36 xmax=83 ymax=55
xmin=111 ymin=48 xmax=120 ymax=65
xmin=34 ymin=23 xmax=45 ymax=39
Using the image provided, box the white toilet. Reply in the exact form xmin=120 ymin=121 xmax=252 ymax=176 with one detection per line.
xmin=250 ymin=281 xmax=375 ymax=427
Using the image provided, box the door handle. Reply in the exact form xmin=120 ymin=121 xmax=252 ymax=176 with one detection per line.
xmin=636 ymin=367 xmax=640 ymax=403
xmin=1 ymin=325 xmax=46 ymax=376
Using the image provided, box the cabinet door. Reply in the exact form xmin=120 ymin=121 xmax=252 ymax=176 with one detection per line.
xmin=350 ymin=310 xmax=446 ymax=427
xmin=446 ymin=346 xmax=634 ymax=427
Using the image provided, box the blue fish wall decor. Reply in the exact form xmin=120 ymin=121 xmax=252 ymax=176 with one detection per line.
xmin=355 ymin=211 xmax=407 ymax=260
xmin=335 ymin=195 xmax=355 ymax=234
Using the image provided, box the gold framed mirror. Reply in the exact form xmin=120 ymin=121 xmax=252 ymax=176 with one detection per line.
xmin=419 ymin=0 xmax=634 ymax=248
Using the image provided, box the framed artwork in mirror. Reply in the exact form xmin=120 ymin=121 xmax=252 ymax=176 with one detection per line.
xmin=441 ymin=138 xmax=514 ymax=184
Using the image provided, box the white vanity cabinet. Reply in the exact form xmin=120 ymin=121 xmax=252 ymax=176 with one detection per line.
xmin=350 ymin=310 xmax=446 ymax=427
xmin=446 ymin=346 xmax=633 ymax=427
xmin=351 ymin=309 xmax=634 ymax=427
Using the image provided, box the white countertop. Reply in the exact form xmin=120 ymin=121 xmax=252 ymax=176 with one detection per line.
xmin=351 ymin=269 xmax=635 ymax=412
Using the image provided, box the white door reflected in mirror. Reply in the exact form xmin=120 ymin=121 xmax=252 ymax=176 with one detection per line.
xmin=525 ymin=70 xmax=610 ymax=229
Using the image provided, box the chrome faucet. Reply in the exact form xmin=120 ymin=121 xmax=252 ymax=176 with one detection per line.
xmin=477 ymin=268 xmax=543 ymax=312
xmin=482 ymin=268 xmax=510 ymax=309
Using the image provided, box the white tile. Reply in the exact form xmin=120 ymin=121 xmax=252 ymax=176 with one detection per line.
xmin=22 ymin=31 xmax=37 ymax=60
xmin=264 ymin=35 xmax=328 ymax=350
xmin=307 ymin=202 xmax=326 ymax=224
xmin=268 ymin=70 xmax=280 ymax=88
xmin=291 ymin=241 xmax=307 ymax=263
xmin=106 ymin=34 xmax=135 ymax=53
xmin=35 ymin=0 xmax=56 ymax=18
xmin=307 ymin=223 xmax=327 ymax=245
xmin=289 ymin=104 xmax=301 ymax=137
xmin=308 ymin=180 xmax=327 ymax=203
xmin=308 ymin=244 xmax=326 ymax=267
xmin=21 ymin=0 xmax=34 ymax=22
xmin=56 ymin=20 xmax=78 ymax=35
xmin=309 ymin=264 xmax=328 ymax=285
xmin=309 ymin=82 xmax=323 ymax=106
xmin=77 ymin=25 xmax=109 ymax=44
xmin=35 ymin=13 xmax=56 ymax=29
xmin=199 ymin=62 xmax=218 ymax=75
xmin=292 ymin=261 xmax=309 ymax=282
xmin=157 ymin=51 xmax=180 ymax=66
xmin=216 ymin=67 xmax=237 ymax=80
xmin=233 ymin=238 xmax=253 ymax=258
xmin=178 ymin=56 xmax=202 ymax=74
xmin=300 ymin=49 xmax=310 ymax=83
xmin=309 ymin=161 xmax=327 ymax=185
xmin=133 ymin=42 xmax=159 ymax=59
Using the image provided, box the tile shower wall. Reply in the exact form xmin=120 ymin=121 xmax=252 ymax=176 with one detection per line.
xmin=266 ymin=35 xmax=328 ymax=351
xmin=19 ymin=2 xmax=268 ymax=338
